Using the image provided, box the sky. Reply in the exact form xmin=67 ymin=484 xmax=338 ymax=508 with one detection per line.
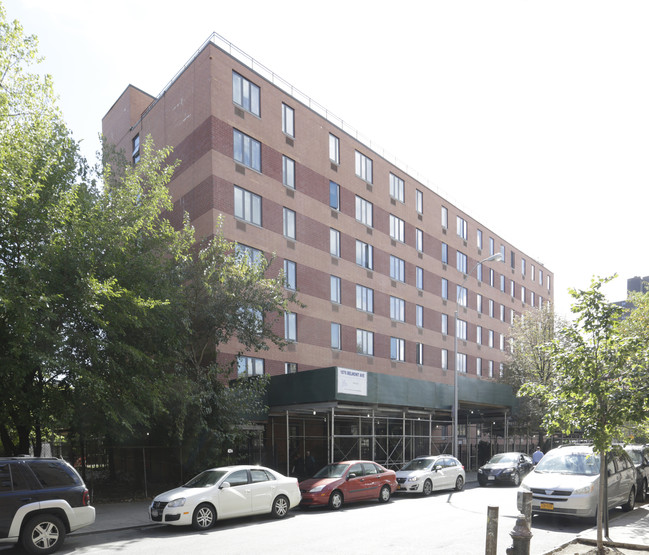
xmin=6 ymin=0 xmax=649 ymax=318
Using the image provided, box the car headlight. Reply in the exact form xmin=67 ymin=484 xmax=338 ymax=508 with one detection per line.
xmin=309 ymin=485 xmax=326 ymax=493
xmin=407 ymin=476 xmax=419 ymax=482
xmin=502 ymin=468 xmax=514 ymax=474
xmin=519 ymin=483 xmax=531 ymax=492
xmin=574 ymin=483 xmax=595 ymax=495
xmin=478 ymin=468 xmax=483 ymax=474
xmin=167 ymin=498 xmax=186 ymax=508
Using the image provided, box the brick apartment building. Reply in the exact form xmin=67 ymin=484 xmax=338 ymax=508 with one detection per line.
xmin=102 ymin=34 xmax=553 ymax=474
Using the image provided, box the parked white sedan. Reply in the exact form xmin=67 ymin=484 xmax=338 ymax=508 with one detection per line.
xmin=395 ymin=455 xmax=465 ymax=496
xmin=150 ymin=465 xmax=301 ymax=530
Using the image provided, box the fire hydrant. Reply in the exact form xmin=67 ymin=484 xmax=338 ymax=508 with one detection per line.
xmin=506 ymin=513 xmax=532 ymax=555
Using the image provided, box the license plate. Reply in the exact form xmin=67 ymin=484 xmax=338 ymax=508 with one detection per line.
xmin=488 ymin=476 xmax=495 ymax=481
xmin=151 ymin=509 xmax=159 ymax=517
xmin=540 ymin=502 xmax=554 ymax=510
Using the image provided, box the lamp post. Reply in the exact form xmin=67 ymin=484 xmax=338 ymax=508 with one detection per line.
xmin=453 ymin=252 xmax=502 ymax=460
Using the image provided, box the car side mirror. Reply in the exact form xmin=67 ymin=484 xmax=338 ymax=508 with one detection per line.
xmin=220 ymin=481 xmax=231 ymax=489
xmin=434 ymin=465 xmax=442 ymax=472
xmin=347 ymin=473 xmax=357 ymax=480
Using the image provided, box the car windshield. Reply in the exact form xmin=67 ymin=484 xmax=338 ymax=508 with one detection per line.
xmin=313 ymin=464 xmax=348 ymax=478
xmin=535 ymin=451 xmax=600 ymax=476
xmin=401 ymin=458 xmax=436 ymax=471
xmin=625 ymin=449 xmax=643 ymax=465
xmin=488 ymin=453 xmax=518 ymax=464
xmin=184 ymin=470 xmax=228 ymax=488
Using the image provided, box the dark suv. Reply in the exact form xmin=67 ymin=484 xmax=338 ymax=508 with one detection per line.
xmin=0 ymin=457 xmax=95 ymax=554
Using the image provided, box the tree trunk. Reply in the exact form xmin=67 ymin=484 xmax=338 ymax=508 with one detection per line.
xmin=0 ymin=424 xmax=16 ymax=456
xmin=596 ymin=448 xmax=607 ymax=554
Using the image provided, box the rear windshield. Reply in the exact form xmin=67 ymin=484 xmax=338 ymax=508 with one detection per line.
xmin=535 ymin=450 xmax=600 ymax=476
xmin=27 ymin=461 xmax=82 ymax=487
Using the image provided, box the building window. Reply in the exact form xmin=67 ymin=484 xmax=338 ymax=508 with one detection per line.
xmin=521 ymin=286 xmax=526 ymax=304
xmin=488 ymin=330 xmax=494 ymax=348
xmin=488 ymin=360 xmax=494 ymax=378
xmin=356 ymin=284 xmax=374 ymax=313
xmin=330 ymin=275 xmax=341 ymax=303
xmin=521 ymin=258 xmax=526 ymax=276
xmin=488 ymin=299 xmax=494 ymax=318
xmin=456 ymin=352 xmax=467 ymax=373
xmin=284 ymin=260 xmax=296 ymax=290
xmin=233 ymin=129 xmax=261 ymax=172
xmin=416 ymin=343 xmax=424 ymax=365
xmin=441 ymin=243 xmax=448 ymax=264
xmin=500 ymin=274 xmax=505 ymax=292
xmin=457 ymin=216 xmax=468 ymax=240
xmin=416 ymin=305 xmax=423 ymax=328
xmin=283 ymin=207 xmax=296 ymax=239
xmin=531 ymin=264 xmax=536 ymax=281
xmin=500 ymin=333 xmax=505 ymax=351
xmin=477 ymin=229 xmax=483 ymax=250
xmin=489 ymin=237 xmax=494 ymax=256
xmin=476 ymin=325 xmax=482 ymax=345
xmin=356 ymin=240 xmax=374 ymax=270
xmin=476 ymin=294 xmax=483 ymax=313
xmin=416 ymin=189 xmax=423 ymax=214
xmin=416 ymin=229 xmax=423 ymax=252
xmin=389 ymin=214 xmax=405 ymax=242
xmin=489 ymin=268 xmax=495 ymax=287
xmin=282 ymin=103 xmax=295 ymax=137
xmin=329 ymin=181 xmax=340 ymax=210
xmin=457 ymin=251 xmax=467 ymax=274
xmin=539 ymin=269 xmax=544 ymax=286
xmin=357 ymin=329 xmax=374 ymax=356
xmin=456 ymin=318 xmax=467 ymax=340
xmin=510 ymin=251 xmax=516 ymax=269
xmin=476 ymin=263 xmax=483 ymax=281
xmin=390 ymin=337 xmax=405 ymax=361
xmin=390 ymin=296 xmax=405 ymax=322
xmin=500 ymin=304 xmax=505 ymax=322
xmin=330 ymin=228 xmax=340 ymax=257
xmin=416 ymin=267 xmax=424 ymax=290
xmin=234 ymin=185 xmax=262 ymax=226
xmin=500 ymin=363 xmax=504 ymax=378
xmin=355 ymin=151 xmax=373 ymax=183
xmin=500 ymin=244 xmax=506 ymax=261
xmin=442 ymin=278 xmax=448 ymax=300
xmin=390 ymin=255 xmax=405 ymax=282
xmin=547 ymin=275 xmax=551 ymax=291
xmin=236 ymin=244 xmax=264 ymax=266
xmin=457 ymin=285 xmax=468 ymax=307
xmin=476 ymin=357 xmax=482 ymax=376
xmin=355 ymin=196 xmax=373 ymax=227
xmin=282 ymin=156 xmax=295 ymax=188
xmin=284 ymin=312 xmax=297 ymax=342
xmin=238 ymin=356 xmax=264 ymax=377
xmin=441 ymin=348 xmax=448 ymax=370
xmin=510 ymin=280 xmax=515 ymax=297
xmin=389 ymin=173 xmax=405 ymax=202
xmin=331 ymin=323 xmax=341 ymax=349
xmin=232 ymin=71 xmax=260 ymax=116
xmin=441 ymin=313 xmax=448 ymax=335
xmin=285 ymin=362 xmax=298 ymax=374
xmin=132 ymin=134 xmax=140 ymax=164
xmin=329 ymin=133 xmax=340 ymax=164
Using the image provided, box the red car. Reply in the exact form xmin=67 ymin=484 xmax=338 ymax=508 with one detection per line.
xmin=299 ymin=460 xmax=397 ymax=510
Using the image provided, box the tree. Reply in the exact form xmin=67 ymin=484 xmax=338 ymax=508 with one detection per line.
xmin=503 ymin=303 xmax=565 ymax=449
xmin=520 ymin=276 xmax=649 ymax=553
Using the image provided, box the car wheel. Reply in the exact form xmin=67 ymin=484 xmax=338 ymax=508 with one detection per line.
xmin=622 ymin=487 xmax=636 ymax=512
xmin=478 ymin=476 xmax=487 ymax=487
xmin=378 ymin=485 xmax=391 ymax=503
xmin=512 ymin=471 xmax=521 ymax=487
xmin=192 ymin=503 xmax=216 ymax=530
xmin=329 ymin=490 xmax=343 ymax=510
xmin=455 ymin=475 xmax=465 ymax=491
xmin=21 ymin=514 xmax=66 ymax=555
xmin=422 ymin=479 xmax=433 ymax=496
xmin=271 ymin=495 xmax=290 ymax=518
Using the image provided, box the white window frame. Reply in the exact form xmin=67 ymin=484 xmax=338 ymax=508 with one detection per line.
xmin=389 ymin=214 xmax=405 ymax=242
xmin=416 ymin=305 xmax=423 ymax=328
xmin=442 ymin=278 xmax=449 ymax=300
xmin=330 ymin=228 xmax=340 ymax=257
xmin=282 ymin=155 xmax=295 ymax=188
xmin=330 ymin=275 xmax=341 ymax=303
xmin=390 ymin=337 xmax=405 ymax=362
xmin=441 ymin=349 xmax=448 ymax=370
xmin=237 ymin=356 xmax=264 ymax=377
xmin=356 ymin=240 xmax=374 ymax=270
xmin=282 ymin=103 xmax=295 ymax=137
xmin=390 ymin=255 xmax=405 ymax=282
xmin=457 ymin=285 xmax=468 ymax=307
xmin=284 ymin=312 xmax=297 ymax=342
xmin=329 ymin=181 xmax=340 ymax=210
xmin=476 ymin=325 xmax=482 ymax=345
xmin=441 ymin=206 xmax=448 ymax=229
xmin=356 ymin=284 xmax=374 ymax=313
xmin=232 ymin=71 xmax=260 ymax=116
xmin=390 ymin=296 xmax=405 ymax=322
xmin=416 ymin=189 xmax=423 ymax=214
xmin=442 ymin=243 xmax=448 ymax=264
xmin=283 ymin=207 xmax=296 ymax=239
xmin=457 ymin=251 xmax=467 ymax=274
xmin=329 ymin=133 xmax=340 ymax=164
xmin=355 ymin=196 xmax=373 ymax=227
xmin=357 ymin=329 xmax=374 ymax=356
xmin=416 ymin=343 xmax=424 ymax=365
xmin=441 ymin=313 xmax=448 ymax=335
xmin=456 ymin=318 xmax=467 ymax=340
xmin=234 ymin=185 xmax=262 ymax=226
xmin=456 ymin=352 xmax=467 ymax=373
xmin=457 ymin=216 xmax=468 ymax=240
xmin=355 ymin=151 xmax=373 ymax=183
xmin=331 ymin=323 xmax=341 ymax=350
xmin=284 ymin=259 xmax=296 ymax=290
xmin=389 ymin=173 xmax=405 ymax=202
xmin=416 ymin=267 xmax=423 ymax=290
xmin=416 ymin=228 xmax=423 ymax=252
xmin=233 ymin=129 xmax=261 ymax=172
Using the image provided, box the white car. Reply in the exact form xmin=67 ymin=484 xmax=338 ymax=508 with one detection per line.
xmin=517 ymin=445 xmax=636 ymax=519
xmin=395 ymin=455 xmax=465 ymax=496
xmin=150 ymin=465 xmax=301 ymax=530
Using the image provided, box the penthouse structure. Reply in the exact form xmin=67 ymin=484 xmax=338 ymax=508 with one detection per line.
xmin=103 ymin=34 xmax=553 ymax=473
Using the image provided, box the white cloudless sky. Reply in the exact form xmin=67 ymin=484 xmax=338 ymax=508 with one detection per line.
xmin=7 ymin=0 xmax=649 ymax=318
